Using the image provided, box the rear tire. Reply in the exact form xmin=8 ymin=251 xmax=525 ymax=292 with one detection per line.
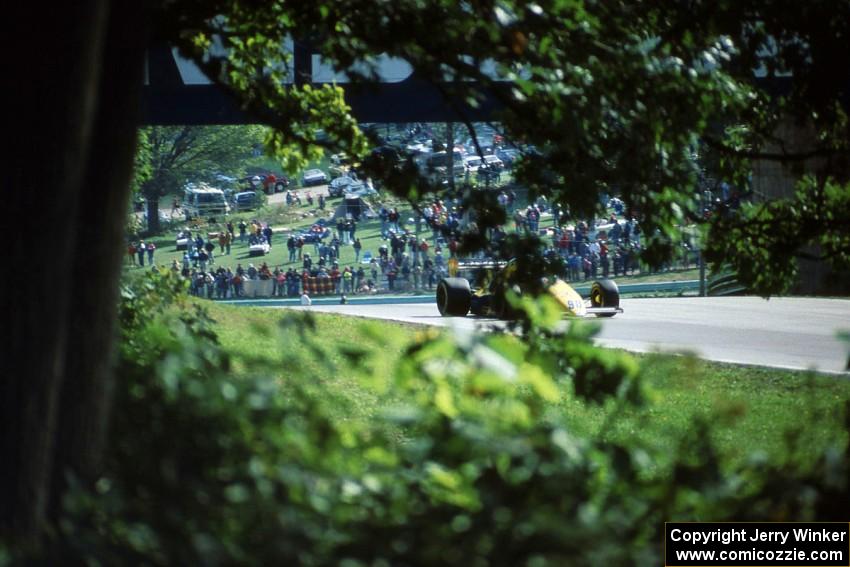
xmin=437 ymin=278 xmax=472 ymax=316
xmin=590 ymin=279 xmax=620 ymax=317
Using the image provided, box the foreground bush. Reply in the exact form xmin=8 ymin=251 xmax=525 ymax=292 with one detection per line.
xmin=49 ymin=272 xmax=849 ymax=566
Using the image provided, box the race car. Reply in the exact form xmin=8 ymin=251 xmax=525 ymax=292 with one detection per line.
xmin=435 ymin=261 xmax=622 ymax=319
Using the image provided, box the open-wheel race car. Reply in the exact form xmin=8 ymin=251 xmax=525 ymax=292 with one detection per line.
xmin=436 ymin=261 xmax=623 ymax=319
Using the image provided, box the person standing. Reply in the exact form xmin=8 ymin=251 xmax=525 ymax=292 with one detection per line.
xmin=127 ymin=242 xmax=137 ymax=266
xmin=355 ymin=266 xmax=365 ymax=292
xmin=146 ymin=241 xmax=156 ymax=265
xmin=137 ymin=240 xmax=146 ymax=266
xmin=263 ymin=224 xmax=273 ymax=247
xmin=352 ymin=238 xmax=362 ymax=263
xmin=225 ymin=230 xmax=232 ymax=255
xmin=287 ymin=235 xmax=296 ymax=262
xmin=379 ymin=206 xmax=389 ymax=239
xmin=204 ymin=240 xmax=216 ymax=264
xmin=343 ymin=266 xmax=353 ymax=293
xmin=238 ymin=220 xmax=247 ymax=242
xmin=219 ymin=232 xmax=227 ymax=254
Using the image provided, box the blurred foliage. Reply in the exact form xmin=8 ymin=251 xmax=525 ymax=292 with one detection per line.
xmin=39 ymin=271 xmax=846 ymax=566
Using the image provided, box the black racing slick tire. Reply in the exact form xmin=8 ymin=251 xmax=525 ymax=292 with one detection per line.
xmin=437 ymin=277 xmax=472 ymax=317
xmin=590 ymin=279 xmax=620 ymax=317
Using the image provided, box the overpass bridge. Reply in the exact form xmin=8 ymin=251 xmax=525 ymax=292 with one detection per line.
xmin=141 ymin=44 xmax=503 ymax=125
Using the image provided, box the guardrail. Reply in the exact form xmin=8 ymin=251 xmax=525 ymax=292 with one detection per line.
xmin=219 ymin=279 xmax=701 ymax=307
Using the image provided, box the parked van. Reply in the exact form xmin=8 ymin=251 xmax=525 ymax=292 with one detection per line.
xmin=416 ymin=150 xmax=465 ymax=183
xmin=183 ymin=183 xmax=230 ymax=219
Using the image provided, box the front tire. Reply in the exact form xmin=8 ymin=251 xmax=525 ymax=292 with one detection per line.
xmin=437 ymin=278 xmax=472 ymax=316
xmin=590 ymin=279 xmax=620 ymax=317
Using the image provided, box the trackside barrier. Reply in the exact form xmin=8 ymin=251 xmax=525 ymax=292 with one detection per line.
xmin=303 ymin=277 xmax=336 ymax=295
xmin=707 ymin=271 xmax=747 ymax=296
xmin=220 ymin=279 xmax=700 ymax=307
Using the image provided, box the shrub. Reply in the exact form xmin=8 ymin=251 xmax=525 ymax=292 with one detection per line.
xmin=53 ymin=271 xmax=848 ymax=566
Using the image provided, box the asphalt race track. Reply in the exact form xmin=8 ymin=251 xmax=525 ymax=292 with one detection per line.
xmin=284 ymin=297 xmax=850 ymax=374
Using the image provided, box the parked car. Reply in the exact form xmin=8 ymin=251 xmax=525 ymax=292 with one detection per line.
xmin=463 ymin=155 xmax=483 ymax=174
xmin=302 ymin=169 xmax=328 ymax=186
xmin=329 ymin=153 xmax=359 ymax=179
xmin=239 ymin=173 xmax=290 ymax=194
xmin=232 ymin=191 xmax=259 ymax=211
xmin=483 ymin=154 xmax=504 ymax=172
xmin=328 ymin=175 xmax=360 ymax=197
xmin=496 ymin=148 xmax=520 ymax=168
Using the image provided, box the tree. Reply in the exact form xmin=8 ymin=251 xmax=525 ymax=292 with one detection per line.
xmin=4 ymin=0 xmax=850 ymax=549
xmin=138 ymin=125 xmax=265 ymax=233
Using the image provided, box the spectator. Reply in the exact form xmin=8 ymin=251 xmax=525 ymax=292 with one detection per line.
xmin=330 ymin=264 xmax=341 ymax=293
xmin=275 ymin=269 xmax=286 ymax=297
xmin=247 ymin=263 xmax=258 ymax=280
xmin=263 ymin=224 xmax=273 ymax=247
xmin=259 ymin=262 xmax=272 ymax=280
xmin=146 ymin=241 xmax=156 ymax=265
xmin=386 ymin=262 xmax=397 ymax=291
xmin=379 ymin=206 xmax=389 ymax=239
xmin=353 ymin=238 xmax=362 ymax=263
xmin=287 ymin=236 xmax=296 ymax=262
xmin=204 ymin=240 xmax=216 ymax=264
xmin=238 ymin=220 xmax=247 ymax=242
xmin=127 ymin=242 xmax=137 ymax=266
xmin=225 ymin=231 xmax=233 ymax=255
xmin=343 ymin=267 xmax=353 ymax=293
xmin=137 ymin=240 xmax=146 ymax=266
xmin=300 ymin=291 xmax=312 ymax=306
xmin=389 ymin=208 xmax=400 ymax=233
xmin=219 ymin=232 xmax=227 ymax=254
xmin=354 ymin=266 xmax=365 ymax=292
xmin=569 ymin=253 xmax=580 ymax=281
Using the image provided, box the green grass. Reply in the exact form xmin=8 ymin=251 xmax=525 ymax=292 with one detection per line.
xmin=204 ymin=301 xmax=850 ymax=470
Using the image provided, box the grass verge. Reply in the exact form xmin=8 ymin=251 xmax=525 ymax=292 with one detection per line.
xmin=203 ymin=301 xmax=850 ymax=471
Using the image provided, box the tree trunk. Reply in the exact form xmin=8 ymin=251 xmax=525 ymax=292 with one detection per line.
xmin=50 ymin=1 xmax=150 ymax=523
xmin=1 ymin=1 xmax=149 ymax=545
xmin=146 ymin=196 xmax=162 ymax=234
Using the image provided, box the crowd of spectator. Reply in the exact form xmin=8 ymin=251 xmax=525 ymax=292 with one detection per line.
xmin=131 ymin=184 xmax=703 ymax=303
